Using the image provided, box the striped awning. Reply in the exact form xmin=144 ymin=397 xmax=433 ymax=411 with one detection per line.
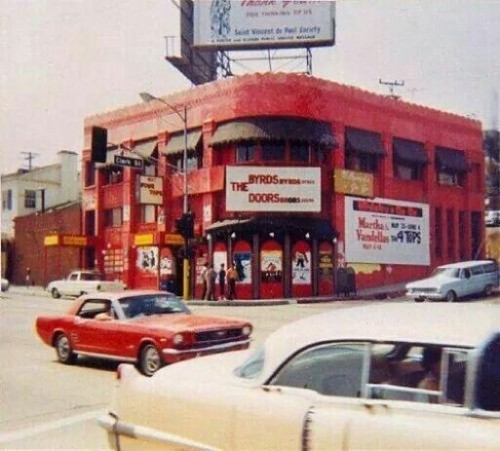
xmin=345 ymin=128 xmax=386 ymax=156
xmin=162 ymin=129 xmax=202 ymax=155
xmin=132 ymin=140 xmax=157 ymax=158
xmin=211 ymin=117 xmax=336 ymax=147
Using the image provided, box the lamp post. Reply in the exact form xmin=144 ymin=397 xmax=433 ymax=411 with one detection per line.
xmin=139 ymin=92 xmax=190 ymax=300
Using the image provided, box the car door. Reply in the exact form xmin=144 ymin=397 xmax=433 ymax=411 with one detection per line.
xmin=73 ymin=298 xmax=119 ymax=355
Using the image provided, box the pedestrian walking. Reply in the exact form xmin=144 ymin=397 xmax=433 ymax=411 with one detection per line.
xmin=205 ymin=264 xmax=217 ymax=301
xmin=218 ymin=263 xmax=226 ymax=300
xmin=200 ymin=263 xmax=208 ymax=299
xmin=226 ymin=263 xmax=238 ymax=300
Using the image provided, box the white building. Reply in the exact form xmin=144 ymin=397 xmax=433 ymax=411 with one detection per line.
xmin=1 ymin=151 xmax=80 ymax=238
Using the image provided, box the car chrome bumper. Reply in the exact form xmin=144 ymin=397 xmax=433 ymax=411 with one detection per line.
xmin=99 ymin=412 xmax=219 ymax=451
xmin=162 ymin=338 xmax=251 ymax=356
xmin=406 ymin=291 xmax=444 ymax=301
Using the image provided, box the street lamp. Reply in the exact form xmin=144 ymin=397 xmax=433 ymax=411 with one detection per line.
xmin=140 ymin=92 xmax=190 ymax=300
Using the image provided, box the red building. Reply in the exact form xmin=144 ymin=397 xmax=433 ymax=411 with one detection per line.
xmin=82 ymin=73 xmax=485 ymax=299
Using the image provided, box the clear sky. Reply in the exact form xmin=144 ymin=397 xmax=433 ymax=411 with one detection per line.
xmin=1 ymin=0 xmax=499 ymax=175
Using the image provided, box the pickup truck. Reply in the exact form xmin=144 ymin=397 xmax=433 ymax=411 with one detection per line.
xmin=47 ymin=270 xmax=124 ymax=299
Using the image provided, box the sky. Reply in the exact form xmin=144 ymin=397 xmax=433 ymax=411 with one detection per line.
xmin=1 ymin=0 xmax=499 ymax=175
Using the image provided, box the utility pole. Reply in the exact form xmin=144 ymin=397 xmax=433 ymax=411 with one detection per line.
xmin=21 ymin=152 xmax=39 ymax=171
xmin=379 ymin=78 xmax=405 ymax=99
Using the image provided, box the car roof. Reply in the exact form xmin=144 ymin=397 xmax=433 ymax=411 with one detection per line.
xmin=260 ymin=303 xmax=500 ymax=377
xmin=437 ymin=260 xmax=494 ymax=269
xmin=80 ymin=290 xmax=175 ymax=300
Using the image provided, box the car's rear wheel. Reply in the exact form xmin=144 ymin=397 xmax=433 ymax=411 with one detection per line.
xmin=484 ymin=284 xmax=494 ymax=297
xmin=445 ymin=290 xmax=457 ymax=302
xmin=51 ymin=288 xmax=61 ymax=299
xmin=55 ymin=333 xmax=76 ymax=364
xmin=139 ymin=344 xmax=163 ymax=376
xmin=414 ymin=297 xmax=425 ymax=303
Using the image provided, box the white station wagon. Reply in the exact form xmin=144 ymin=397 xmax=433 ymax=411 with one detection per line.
xmin=406 ymin=260 xmax=499 ymax=302
xmin=100 ymin=303 xmax=500 ymax=450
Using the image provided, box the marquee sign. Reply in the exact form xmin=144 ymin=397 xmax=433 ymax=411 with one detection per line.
xmin=345 ymin=197 xmax=430 ymax=266
xmin=138 ymin=176 xmax=163 ymax=205
xmin=226 ymin=166 xmax=321 ymax=212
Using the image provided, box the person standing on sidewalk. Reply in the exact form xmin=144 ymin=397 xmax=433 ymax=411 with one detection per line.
xmin=226 ymin=264 xmax=238 ymax=301
xmin=200 ymin=263 xmax=208 ymax=299
xmin=218 ymin=263 xmax=226 ymax=300
xmin=205 ymin=264 xmax=217 ymax=301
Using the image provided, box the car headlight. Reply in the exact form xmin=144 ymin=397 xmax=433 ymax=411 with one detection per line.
xmin=242 ymin=325 xmax=252 ymax=336
xmin=173 ymin=333 xmax=184 ymax=345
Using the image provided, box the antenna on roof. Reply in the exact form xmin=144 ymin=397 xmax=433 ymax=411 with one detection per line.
xmin=379 ymin=78 xmax=405 ymax=100
xmin=21 ymin=152 xmax=39 ymax=171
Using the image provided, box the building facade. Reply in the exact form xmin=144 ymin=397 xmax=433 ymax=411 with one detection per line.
xmin=1 ymin=150 xmax=80 ymax=238
xmin=82 ymin=73 xmax=485 ymax=299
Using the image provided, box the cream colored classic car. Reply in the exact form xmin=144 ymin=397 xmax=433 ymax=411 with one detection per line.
xmin=100 ymin=303 xmax=500 ymax=450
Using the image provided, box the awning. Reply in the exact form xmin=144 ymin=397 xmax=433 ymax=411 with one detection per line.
xmin=435 ymin=147 xmax=469 ymax=173
xmin=162 ymin=129 xmax=202 ymax=155
xmin=206 ymin=217 xmax=336 ymax=239
xmin=393 ymin=138 xmax=428 ymax=165
xmin=132 ymin=140 xmax=157 ymax=159
xmin=211 ymin=117 xmax=336 ymax=148
xmin=345 ymin=128 xmax=386 ymax=156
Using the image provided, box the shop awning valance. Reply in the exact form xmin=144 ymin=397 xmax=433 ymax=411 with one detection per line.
xmin=162 ymin=129 xmax=202 ymax=155
xmin=393 ymin=138 xmax=428 ymax=165
xmin=206 ymin=217 xmax=336 ymax=240
xmin=211 ymin=117 xmax=336 ymax=148
xmin=435 ymin=147 xmax=469 ymax=173
xmin=345 ymin=128 xmax=386 ymax=156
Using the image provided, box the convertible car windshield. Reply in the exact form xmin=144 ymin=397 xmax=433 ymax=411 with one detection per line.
xmin=120 ymin=295 xmax=190 ymax=319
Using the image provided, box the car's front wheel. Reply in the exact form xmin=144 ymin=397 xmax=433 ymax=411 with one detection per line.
xmin=139 ymin=344 xmax=163 ymax=376
xmin=51 ymin=288 xmax=61 ymax=299
xmin=55 ymin=333 xmax=76 ymax=364
xmin=445 ymin=290 xmax=457 ymax=302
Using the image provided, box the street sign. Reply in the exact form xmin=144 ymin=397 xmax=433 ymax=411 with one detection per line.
xmin=114 ymin=155 xmax=143 ymax=169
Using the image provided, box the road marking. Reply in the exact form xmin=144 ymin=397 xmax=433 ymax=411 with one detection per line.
xmin=0 ymin=410 xmax=104 ymax=444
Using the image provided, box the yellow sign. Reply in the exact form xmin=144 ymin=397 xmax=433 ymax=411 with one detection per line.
xmin=334 ymin=169 xmax=373 ymax=197
xmin=44 ymin=235 xmax=60 ymax=246
xmin=164 ymin=233 xmax=184 ymax=245
xmin=134 ymin=234 xmax=154 ymax=246
xmin=62 ymin=235 xmax=87 ymax=246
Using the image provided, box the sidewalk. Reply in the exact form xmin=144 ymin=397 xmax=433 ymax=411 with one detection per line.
xmin=4 ymin=283 xmax=408 ymax=305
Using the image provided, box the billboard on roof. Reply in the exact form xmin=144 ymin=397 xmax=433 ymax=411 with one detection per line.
xmin=193 ymin=0 xmax=335 ymax=50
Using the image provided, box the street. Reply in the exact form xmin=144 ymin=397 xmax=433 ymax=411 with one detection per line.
xmin=0 ymin=290 xmax=498 ymax=449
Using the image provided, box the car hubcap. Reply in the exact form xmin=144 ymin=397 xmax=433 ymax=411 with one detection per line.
xmin=58 ymin=336 xmax=69 ymax=359
xmin=144 ymin=347 xmax=160 ymax=375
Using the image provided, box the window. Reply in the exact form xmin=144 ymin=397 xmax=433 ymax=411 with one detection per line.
xmin=103 ymin=166 xmax=123 ymax=184
xmin=171 ymin=152 xmax=200 ymax=173
xmin=262 ymin=141 xmax=285 ymax=161
xmin=143 ymin=162 xmax=156 ymax=176
xmin=85 ymin=161 xmax=96 ymax=186
xmin=345 ymin=152 xmax=379 ymax=173
xmin=290 ymin=142 xmax=309 ymax=162
xmin=25 ymin=190 xmax=36 ymax=208
xmin=140 ymin=205 xmax=157 ymax=223
xmin=435 ymin=147 xmax=468 ymax=187
xmin=392 ymin=138 xmax=427 ymax=181
xmin=2 ymin=189 xmax=12 ymax=210
xmin=345 ymin=128 xmax=385 ymax=174
xmin=270 ymin=342 xmax=366 ymax=397
xmin=104 ymin=207 xmax=123 ymax=227
xmin=236 ymin=142 xmax=257 ymax=162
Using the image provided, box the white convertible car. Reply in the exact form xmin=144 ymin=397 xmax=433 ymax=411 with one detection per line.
xmin=100 ymin=303 xmax=500 ymax=450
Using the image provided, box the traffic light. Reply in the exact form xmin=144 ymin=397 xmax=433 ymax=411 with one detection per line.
xmin=91 ymin=126 xmax=108 ymax=163
xmin=175 ymin=212 xmax=195 ymax=239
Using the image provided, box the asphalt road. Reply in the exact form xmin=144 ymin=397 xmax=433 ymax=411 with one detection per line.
xmin=0 ymin=290 xmax=498 ymax=450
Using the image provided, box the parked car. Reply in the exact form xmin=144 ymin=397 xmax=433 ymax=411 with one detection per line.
xmin=46 ymin=269 xmax=124 ymax=298
xmin=406 ymin=260 xmax=499 ymax=302
xmin=99 ymin=303 xmax=500 ymax=450
xmin=35 ymin=290 xmax=252 ymax=376
xmin=485 ymin=210 xmax=500 ymax=227
xmin=1 ymin=278 xmax=9 ymax=292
